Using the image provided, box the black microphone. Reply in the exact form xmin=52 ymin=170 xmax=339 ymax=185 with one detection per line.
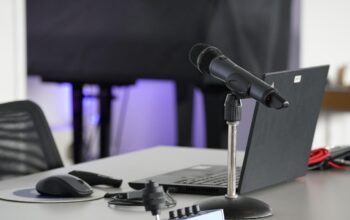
xmin=189 ymin=43 xmax=289 ymax=109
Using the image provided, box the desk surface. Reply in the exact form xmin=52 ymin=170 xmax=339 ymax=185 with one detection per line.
xmin=1 ymin=146 xmax=350 ymax=220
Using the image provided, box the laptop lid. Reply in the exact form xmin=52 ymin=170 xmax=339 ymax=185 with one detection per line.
xmin=238 ymin=65 xmax=329 ymax=193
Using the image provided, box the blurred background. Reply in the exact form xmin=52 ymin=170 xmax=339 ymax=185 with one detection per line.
xmin=2 ymin=0 xmax=350 ymax=165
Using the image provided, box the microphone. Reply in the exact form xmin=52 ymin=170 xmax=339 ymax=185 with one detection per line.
xmin=189 ymin=43 xmax=289 ymax=109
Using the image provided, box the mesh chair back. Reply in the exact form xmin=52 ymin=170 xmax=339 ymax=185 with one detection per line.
xmin=0 ymin=100 xmax=63 ymax=180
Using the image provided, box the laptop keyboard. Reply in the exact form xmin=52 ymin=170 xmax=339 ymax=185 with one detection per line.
xmin=174 ymin=167 xmax=241 ymax=186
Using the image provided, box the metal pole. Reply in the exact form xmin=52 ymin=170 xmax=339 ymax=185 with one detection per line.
xmin=72 ymin=84 xmax=84 ymax=163
xmin=99 ymin=85 xmax=112 ymax=158
xmin=226 ymin=121 xmax=239 ymax=199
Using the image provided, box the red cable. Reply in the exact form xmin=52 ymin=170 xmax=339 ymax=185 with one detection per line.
xmin=327 ymin=161 xmax=346 ymax=169
xmin=309 ymin=148 xmax=346 ymax=169
xmin=308 ymin=148 xmax=329 ymax=165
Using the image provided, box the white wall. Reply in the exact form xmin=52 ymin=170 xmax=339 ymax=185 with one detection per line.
xmin=0 ymin=0 xmax=26 ymax=102
xmin=301 ymin=0 xmax=350 ymax=147
xmin=301 ymin=0 xmax=350 ymax=83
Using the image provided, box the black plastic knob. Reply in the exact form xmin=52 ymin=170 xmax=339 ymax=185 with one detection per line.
xmin=142 ymin=181 xmax=165 ymax=216
xmin=177 ymin=209 xmax=185 ymax=218
xmin=185 ymin=207 xmax=192 ymax=216
xmin=169 ymin=210 xmax=177 ymax=219
xmin=192 ymin=204 xmax=200 ymax=214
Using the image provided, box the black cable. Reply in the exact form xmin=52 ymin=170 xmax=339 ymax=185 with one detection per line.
xmin=107 ymin=189 xmax=176 ymax=208
xmin=164 ymin=188 xmax=177 ymax=207
xmin=108 ymin=198 xmax=144 ymax=206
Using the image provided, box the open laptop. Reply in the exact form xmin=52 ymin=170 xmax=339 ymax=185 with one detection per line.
xmin=129 ymin=65 xmax=329 ymax=195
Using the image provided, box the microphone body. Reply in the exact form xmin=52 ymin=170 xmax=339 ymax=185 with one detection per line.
xmin=210 ymin=56 xmax=274 ymax=102
xmin=190 ymin=44 xmax=288 ymax=109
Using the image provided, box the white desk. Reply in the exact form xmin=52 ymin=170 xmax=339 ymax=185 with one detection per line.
xmin=0 ymin=146 xmax=350 ymax=220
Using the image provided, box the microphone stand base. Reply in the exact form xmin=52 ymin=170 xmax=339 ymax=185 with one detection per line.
xmin=198 ymin=195 xmax=272 ymax=219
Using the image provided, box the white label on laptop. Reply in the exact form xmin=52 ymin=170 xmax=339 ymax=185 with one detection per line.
xmin=294 ymin=75 xmax=302 ymax=83
xmin=191 ymin=165 xmax=212 ymax=170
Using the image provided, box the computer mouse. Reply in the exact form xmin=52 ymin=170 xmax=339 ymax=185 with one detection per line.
xmin=36 ymin=174 xmax=93 ymax=197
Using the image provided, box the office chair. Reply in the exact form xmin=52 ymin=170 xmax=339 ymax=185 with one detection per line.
xmin=0 ymin=100 xmax=63 ymax=180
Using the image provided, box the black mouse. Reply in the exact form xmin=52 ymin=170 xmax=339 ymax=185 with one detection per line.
xmin=36 ymin=174 xmax=93 ymax=197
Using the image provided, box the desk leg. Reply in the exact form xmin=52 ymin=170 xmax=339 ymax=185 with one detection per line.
xmin=99 ymin=85 xmax=112 ymax=158
xmin=72 ymin=84 xmax=84 ymax=163
xmin=203 ymin=86 xmax=227 ymax=149
xmin=176 ymin=82 xmax=194 ymax=147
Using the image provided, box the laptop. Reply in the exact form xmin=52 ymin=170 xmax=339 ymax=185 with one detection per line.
xmin=129 ymin=65 xmax=329 ymax=195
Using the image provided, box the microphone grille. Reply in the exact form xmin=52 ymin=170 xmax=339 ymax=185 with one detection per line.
xmin=189 ymin=43 xmax=222 ymax=75
xmin=189 ymin=43 xmax=209 ymax=67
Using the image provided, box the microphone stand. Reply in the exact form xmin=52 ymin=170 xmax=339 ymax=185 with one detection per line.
xmin=198 ymin=93 xmax=272 ymax=219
